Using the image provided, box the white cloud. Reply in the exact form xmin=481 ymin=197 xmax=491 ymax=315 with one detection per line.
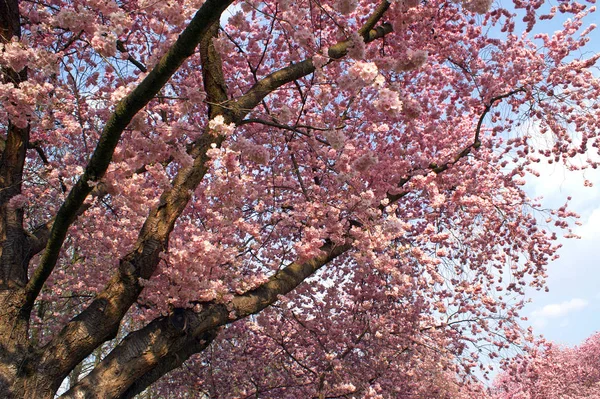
xmin=530 ymin=298 xmax=589 ymax=328
xmin=533 ymin=298 xmax=589 ymax=318
xmin=576 ymin=208 xmax=600 ymax=239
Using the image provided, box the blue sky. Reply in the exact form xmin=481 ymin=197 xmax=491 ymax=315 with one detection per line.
xmin=501 ymin=1 xmax=600 ymax=347
xmin=523 ymin=151 xmax=600 ymax=345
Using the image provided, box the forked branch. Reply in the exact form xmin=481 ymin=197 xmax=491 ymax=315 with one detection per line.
xmin=24 ymin=0 xmax=235 ymax=315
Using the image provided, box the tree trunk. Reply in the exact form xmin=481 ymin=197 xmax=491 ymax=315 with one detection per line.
xmin=0 ymin=0 xmax=36 ymax=395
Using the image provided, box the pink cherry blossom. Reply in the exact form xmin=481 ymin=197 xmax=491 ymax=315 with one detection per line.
xmin=0 ymin=0 xmax=598 ymax=397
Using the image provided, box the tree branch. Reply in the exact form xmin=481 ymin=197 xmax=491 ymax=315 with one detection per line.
xmin=118 ymin=328 xmax=219 ymax=399
xmin=384 ymin=88 xmax=527 ymax=207
xmin=50 ymin=19 xmax=237 ymax=397
xmin=233 ymin=2 xmax=392 ymax=121
xmin=23 ymin=0 xmax=234 ymax=320
xmin=62 ymin=97 xmax=494 ymax=395
xmin=26 ymin=183 xmax=108 ymax=257
xmin=28 ymin=1 xmax=234 ymax=390
xmin=474 ymin=88 xmax=526 ymax=146
xmin=116 ymin=40 xmax=148 ymax=73
xmin=63 ymin=240 xmax=352 ymax=399
xmin=27 ymin=141 xmax=49 ymax=165
xmin=27 ymin=151 xmax=180 ymax=259
xmin=49 ymin=3 xmax=395 ymax=394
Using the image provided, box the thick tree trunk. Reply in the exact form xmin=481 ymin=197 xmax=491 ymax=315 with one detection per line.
xmin=0 ymin=0 xmax=35 ymax=395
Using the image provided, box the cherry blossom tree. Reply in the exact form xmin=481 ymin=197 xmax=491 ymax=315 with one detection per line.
xmin=0 ymin=0 xmax=598 ymax=397
xmin=492 ymin=332 xmax=600 ymax=399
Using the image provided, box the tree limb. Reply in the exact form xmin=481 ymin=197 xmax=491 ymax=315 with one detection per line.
xmin=26 ymin=183 xmax=108 ymax=257
xmin=383 ymin=88 xmax=527 ymax=207
xmin=23 ymin=0 xmax=235 ymax=316
xmin=62 ymin=240 xmax=352 ymax=399
xmin=118 ymin=328 xmax=219 ymax=399
xmin=233 ymin=20 xmax=393 ymax=121
xmin=48 ymin=3 xmax=395 ymax=395
xmin=28 ymin=1 xmax=234 ymax=390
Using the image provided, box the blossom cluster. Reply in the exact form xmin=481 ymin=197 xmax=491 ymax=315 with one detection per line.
xmin=6 ymin=0 xmax=599 ymax=396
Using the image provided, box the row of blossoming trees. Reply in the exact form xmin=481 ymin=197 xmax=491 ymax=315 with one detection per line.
xmin=1 ymin=0 xmax=599 ymax=397
xmin=491 ymin=332 xmax=600 ymax=399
